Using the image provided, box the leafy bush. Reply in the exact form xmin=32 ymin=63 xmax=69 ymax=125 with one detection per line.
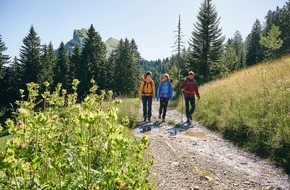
xmin=0 ymin=80 xmax=152 ymax=189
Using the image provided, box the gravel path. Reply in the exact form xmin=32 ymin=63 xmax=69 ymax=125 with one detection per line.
xmin=133 ymin=101 xmax=290 ymax=190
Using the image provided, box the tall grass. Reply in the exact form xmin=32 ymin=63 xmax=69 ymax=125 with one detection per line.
xmin=117 ymin=98 xmax=140 ymax=129
xmin=177 ymin=56 xmax=290 ymax=173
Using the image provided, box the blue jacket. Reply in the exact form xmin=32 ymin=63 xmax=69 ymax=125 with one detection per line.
xmin=157 ymin=80 xmax=173 ymax=101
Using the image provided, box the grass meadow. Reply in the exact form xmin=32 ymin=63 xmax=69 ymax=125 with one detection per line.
xmin=176 ymin=56 xmax=290 ymax=173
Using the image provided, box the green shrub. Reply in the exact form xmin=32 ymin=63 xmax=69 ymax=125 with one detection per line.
xmin=0 ymin=80 xmax=152 ymax=189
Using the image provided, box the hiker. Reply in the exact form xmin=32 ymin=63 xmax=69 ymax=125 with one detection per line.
xmin=157 ymin=73 xmax=173 ymax=122
xmin=139 ymin=71 xmax=155 ymax=122
xmin=180 ymin=71 xmax=200 ymax=123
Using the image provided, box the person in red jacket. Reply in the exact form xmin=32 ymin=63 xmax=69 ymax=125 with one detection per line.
xmin=180 ymin=71 xmax=200 ymax=123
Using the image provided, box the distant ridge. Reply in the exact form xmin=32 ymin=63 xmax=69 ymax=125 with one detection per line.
xmin=64 ymin=29 xmax=119 ymax=57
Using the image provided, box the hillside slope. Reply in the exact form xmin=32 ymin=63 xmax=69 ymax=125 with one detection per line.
xmin=185 ymin=56 xmax=290 ymax=173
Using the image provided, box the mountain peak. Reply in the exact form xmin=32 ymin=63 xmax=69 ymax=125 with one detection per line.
xmin=64 ymin=29 xmax=119 ymax=57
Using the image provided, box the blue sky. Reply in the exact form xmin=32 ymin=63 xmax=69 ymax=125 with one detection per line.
xmin=0 ymin=0 xmax=287 ymax=61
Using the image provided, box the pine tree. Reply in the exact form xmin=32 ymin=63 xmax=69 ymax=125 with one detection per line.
xmin=80 ymin=24 xmax=107 ymax=96
xmin=187 ymin=0 xmax=225 ymax=82
xmin=113 ymin=39 xmax=130 ymax=96
xmin=0 ymin=35 xmax=10 ymax=78
xmin=41 ymin=42 xmax=56 ymax=87
xmin=223 ymin=30 xmax=245 ymax=72
xmin=130 ymin=39 xmax=142 ymax=95
xmin=246 ymin=19 xmax=264 ymax=66
xmin=19 ymin=26 xmax=42 ymax=87
xmin=274 ymin=3 xmax=290 ymax=56
xmin=70 ymin=44 xmax=81 ymax=87
xmin=172 ymin=15 xmax=186 ymax=78
xmin=232 ymin=30 xmax=245 ymax=69
xmin=111 ymin=38 xmax=141 ymax=96
xmin=53 ymin=42 xmax=70 ymax=90
xmin=107 ymin=51 xmax=117 ymax=91
xmin=0 ymin=57 xmax=22 ymax=106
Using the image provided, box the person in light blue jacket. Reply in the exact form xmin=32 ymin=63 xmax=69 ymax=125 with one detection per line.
xmin=157 ymin=73 xmax=173 ymax=122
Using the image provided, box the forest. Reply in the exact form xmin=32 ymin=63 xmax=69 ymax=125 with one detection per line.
xmin=0 ymin=0 xmax=290 ymax=126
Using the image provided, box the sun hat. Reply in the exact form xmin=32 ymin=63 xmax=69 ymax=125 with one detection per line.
xmin=188 ymin=71 xmax=194 ymax=75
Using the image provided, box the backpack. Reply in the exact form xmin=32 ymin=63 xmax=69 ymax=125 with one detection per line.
xmin=142 ymin=81 xmax=153 ymax=94
xmin=184 ymin=78 xmax=196 ymax=93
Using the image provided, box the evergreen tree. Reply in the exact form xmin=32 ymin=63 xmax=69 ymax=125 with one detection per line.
xmin=129 ymin=39 xmax=142 ymax=95
xmin=0 ymin=35 xmax=10 ymax=78
xmin=53 ymin=42 xmax=70 ymax=90
xmin=246 ymin=19 xmax=264 ymax=65
xmin=41 ymin=42 xmax=56 ymax=87
xmin=107 ymin=51 xmax=117 ymax=91
xmin=19 ymin=26 xmax=42 ymax=88
xmin=232 ymin=30 xmax=245 ymax=69
xmin=223 ymin=31 xmax=245 ymax=72
xmin=278 ymin=2 xmax=290 ymax=55
xmin=79 ymin=24 xmax=107 ymax=96
xmin=0 ymin=57 xmax=22 ymax=106
xmin=111 ymin=38 xmax=142 ymax=96
xmin=187 ymin=0 xmax=225 ymax=82
xmin=222 ymin=43 xmax=236 ymax=73
xmin=114 ymin=39 xmax=133 ymax=96
xmin=70 ymin=44 xmax=81 ymax=87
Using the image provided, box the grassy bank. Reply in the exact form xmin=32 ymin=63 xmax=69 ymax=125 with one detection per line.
xmin=117 ymin=98 xmax=140 ymax=128
xmin=176 ymin=56 xmax=290 ymax=173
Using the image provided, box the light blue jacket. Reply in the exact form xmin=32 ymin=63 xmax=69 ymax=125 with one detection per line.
xmin=157 ymin=80 xmax=173 ymax=101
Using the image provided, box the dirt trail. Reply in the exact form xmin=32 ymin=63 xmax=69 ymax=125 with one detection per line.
xmin=133 ymin=101 xmax=290 ymax=190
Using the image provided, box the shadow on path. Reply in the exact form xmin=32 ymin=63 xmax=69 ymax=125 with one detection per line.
xmin=136 ymin=120 xmax=194 ymax=136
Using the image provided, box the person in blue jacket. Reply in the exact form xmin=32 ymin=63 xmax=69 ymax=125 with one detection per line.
xmin=157 ymin=73 xmax=173 ymax=122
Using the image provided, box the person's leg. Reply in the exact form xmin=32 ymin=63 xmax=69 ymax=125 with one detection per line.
xmin=162 ymin=98 xmax=169 ymax=121
xmin=188 ymin=97 xmax=196 ymax=120
xmin=185 ymin=97 xmax=190 ymax=121
xmin=147 ymin=96 xmax=152 ymax=121
xmin=159 ymin=98 xmax=164 ymax=119
xmin=142 ymin=96 xmax=148 ymax=121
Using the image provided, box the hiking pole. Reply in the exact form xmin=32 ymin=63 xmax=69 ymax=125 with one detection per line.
xmin=181 ymin=91 xmax=183 ymax=123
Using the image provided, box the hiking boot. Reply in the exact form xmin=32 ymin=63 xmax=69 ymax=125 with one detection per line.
xmin=143 ymin=117 xmax=146 ymax=122
xmin=148 ymin=117 xmax=151 ymax=122
xmin=158 ymin=114 xmax=161 ymax=119
xmin=162 ymin=118 xmax=165 ymax=122
xmin=187 ymin=118 xmax=190 ymax=123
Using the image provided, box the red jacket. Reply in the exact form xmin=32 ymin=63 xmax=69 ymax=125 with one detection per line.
xmin=180 ymin=77 xmax=200 ymax=98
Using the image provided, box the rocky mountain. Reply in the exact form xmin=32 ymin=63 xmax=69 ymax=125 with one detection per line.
xmin=64 ymin=28 xmax=119 ymax=57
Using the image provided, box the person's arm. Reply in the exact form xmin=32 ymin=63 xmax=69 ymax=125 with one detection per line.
xmin=169 ymin=83 xmax=173 ymax=101
xmin=194 ymin=82 xmax=200 ymax=99
xmin=156 ymin=83 xmax=160 ymax=100
xmin=180 ymin=79 xmax=186 ymax=91
xmin=152 ymin=81 xmax=156 ymax=99
xmin=139 ymin=81 xmax=144 ymax=99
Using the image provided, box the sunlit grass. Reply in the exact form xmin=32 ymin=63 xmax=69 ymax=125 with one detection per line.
xmin=117 ymin=98 xmax=140 ymax=129
xmin=175 ymin=55 xmax=290 ymax=173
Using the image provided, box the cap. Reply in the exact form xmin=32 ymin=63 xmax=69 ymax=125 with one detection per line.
xmin=188 ymin=71 xmax=194 ymax=75
xmin=146 ymin=71 xmax=152 ymax=76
